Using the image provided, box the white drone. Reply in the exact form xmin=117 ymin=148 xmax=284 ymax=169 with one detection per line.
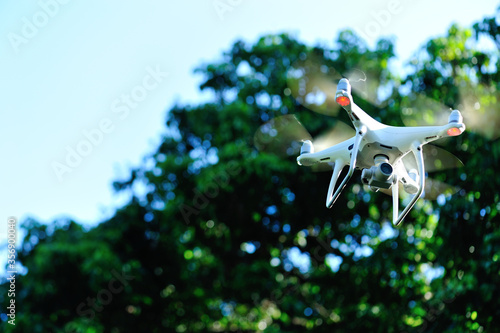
xmin=296 ymin=78 xmax=466 ymax=226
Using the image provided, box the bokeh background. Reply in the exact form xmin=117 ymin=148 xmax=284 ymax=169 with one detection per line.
xmin=1 ymin=1 xmax=500 ymax=332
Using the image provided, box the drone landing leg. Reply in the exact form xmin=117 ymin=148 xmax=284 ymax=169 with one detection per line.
xmin=326 ymin=159 xmax=346 ymax=208
xmin=392 ymin=175 xmax=399 ymax=223
xmin=326 ymin=128 xmax=366 ymax=208
xmin=393 ymin=144 xmax=426 ymax=226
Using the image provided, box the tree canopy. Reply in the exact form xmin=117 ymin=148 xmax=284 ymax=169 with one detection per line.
xmin=2 ymin=9 xmax=500 ymax=333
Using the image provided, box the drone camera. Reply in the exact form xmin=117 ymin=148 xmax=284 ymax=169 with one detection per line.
xmin=379 ymin=162 xmax=393 ymax=175
xmin=361 ymin=155 xmax=394 ymax=189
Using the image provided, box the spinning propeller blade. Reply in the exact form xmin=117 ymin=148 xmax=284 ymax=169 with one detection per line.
xmin=457 ymin=82 xmax=500 ymax=140
xmin=379 ymin=145 xmax=463 ymax=200
xmin=400 ymin=93 xmax=450 ymax=127
xmin=287 ymin=56 xmax=342 ymax=116
xmin=422 ymin=178 xmax=460 ymax=200
xmin=378 ymin=178 xmax=459 ymax=200
xmin=253 ymin=115 xmax=355 ymax=172
xmin=312 ymin=121 xmax=355 ymax=152
xmin=403 ymin=144 xmax=463 ymax=173
xmin=343 ymin=68 xmax=387 ymax=107
xmin=253 ymin=115 xmax=312 ymax=157
xmin=311 ymin=121 xmax=355 ymax=172
xmin=287 ymin=55 xmax=386 ymax=120
xmin=400 ymin=82 xmax=500 ymax=140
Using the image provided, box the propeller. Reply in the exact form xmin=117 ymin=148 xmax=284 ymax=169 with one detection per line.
xmin=422 ymin=178 xmax=460 ymax=200
xmin=457 ymin=82 xmax=500 ymax=140
xmin=311 ymin=120 xmax=355 ymax=152
xmin=343 ymin=68 xmax=388 ymax=107
xmin=376 ymin=145 xmax=463 ymax=200
xmin=310 ymin=121 xmax=355 ymax=172
xmin=403 ymin=144 xmax=463 ymax=173
xmin=400 ymin=93 xmax=450 ymax=127
xmin=400 ymin=82 xmax=500 ymax=140
xmin=378 ymin=177 xmax=459 ymax=200
xmin=253 ymin=114 xmax=355 ymax=172
xmin=253 ymin=115 xmax=312 ymax=157
xmin=286 ymin=56 xmax=342 ymax=117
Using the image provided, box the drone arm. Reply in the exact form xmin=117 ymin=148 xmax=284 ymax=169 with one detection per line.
xmin=326 ymin=127 xmax=366 ymax=208
xmin=393 ymin=144 xmax=426 ymax=226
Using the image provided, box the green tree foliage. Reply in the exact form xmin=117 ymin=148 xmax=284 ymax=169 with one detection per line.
xmin=2 ymin=10 xmax=500 ymax=332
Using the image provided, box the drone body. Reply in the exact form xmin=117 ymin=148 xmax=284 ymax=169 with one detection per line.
xmin=296 ymin=78 xmax=466 ymax=226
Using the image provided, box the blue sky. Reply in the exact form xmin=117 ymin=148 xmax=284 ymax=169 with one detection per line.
xmin=0 ymin=0 xmax=498 ymax=238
